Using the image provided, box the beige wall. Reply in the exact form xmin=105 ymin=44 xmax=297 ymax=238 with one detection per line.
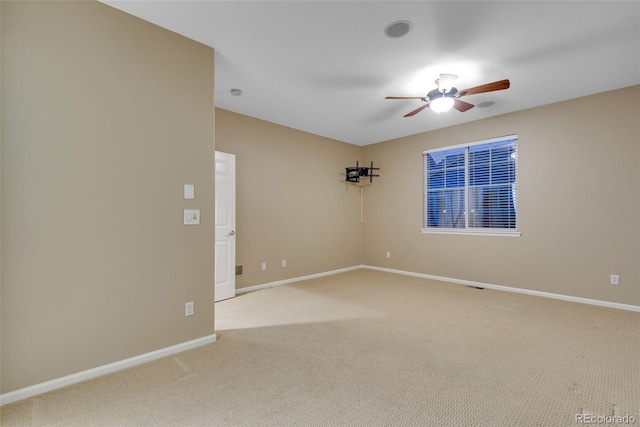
xmin=1 ymin=1 xmax=215 ymax=393
xmin=215 ymin=109 xmax=363 ymax=289
xmin=363 ymin=86 xmax=640 ymax=306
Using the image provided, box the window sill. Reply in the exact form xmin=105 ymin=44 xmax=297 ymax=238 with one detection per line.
xmin=420 ymin=228 xmax=521 ymax=237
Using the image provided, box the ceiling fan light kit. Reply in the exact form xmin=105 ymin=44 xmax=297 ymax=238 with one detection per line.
xmin=430 ymin=94 xmax=455 ymax=114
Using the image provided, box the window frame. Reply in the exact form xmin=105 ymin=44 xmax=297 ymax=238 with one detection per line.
xmin=421 ymin=135 xmax=521 ymax=237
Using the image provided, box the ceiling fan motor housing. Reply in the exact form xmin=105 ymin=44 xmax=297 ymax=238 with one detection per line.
xmin=428 ymin=87 xmax=457 ymax=101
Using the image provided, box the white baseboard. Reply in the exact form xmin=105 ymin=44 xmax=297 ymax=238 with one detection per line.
xmin=363 ymin=265 xmax=640 ymax=312
xmin=235 ymin=265 xmax=364 ymax=295
xmin=0 ymin=334 xmax=217 ymax=406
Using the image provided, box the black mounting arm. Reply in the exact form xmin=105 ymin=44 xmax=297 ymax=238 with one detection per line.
xmin=345 ymin=161 xmax=380 ymax=183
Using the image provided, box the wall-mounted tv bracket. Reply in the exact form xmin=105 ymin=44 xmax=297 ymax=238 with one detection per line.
xmin=345 ymin=161 xmax=380 ymax=183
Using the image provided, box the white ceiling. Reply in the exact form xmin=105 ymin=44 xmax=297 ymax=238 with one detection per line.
xmin=102 ymin=1 xmax=639 ymax=146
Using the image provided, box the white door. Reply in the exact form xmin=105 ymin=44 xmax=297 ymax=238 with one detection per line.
xmin=215 ymin=151 xmax=236 ymax=302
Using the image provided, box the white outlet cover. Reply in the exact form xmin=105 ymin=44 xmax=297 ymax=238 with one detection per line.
xmin=185 ymin=301 xmax=194 ymax=316
xmin=184 ymin=184 xmax=195 ymax=199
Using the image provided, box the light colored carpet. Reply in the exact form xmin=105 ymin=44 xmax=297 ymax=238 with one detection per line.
xmin=2 ymin=269 xmax=639 ymax=426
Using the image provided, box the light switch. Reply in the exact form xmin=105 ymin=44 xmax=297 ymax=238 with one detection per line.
xmin=184 ymin=184 xmax=195 ymax=200
xmin=183 ymin=209 xmax=200 ymax=225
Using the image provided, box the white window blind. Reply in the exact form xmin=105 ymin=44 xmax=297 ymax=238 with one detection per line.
xmin=423 ymin=135 xmax=519 ymax=236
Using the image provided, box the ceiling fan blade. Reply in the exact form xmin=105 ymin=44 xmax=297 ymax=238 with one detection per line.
xmin=404 ymin=103 xmax=429 ymax=117
xmin=453 ymin=99 xmax=474 ymax=112
xmin=458 ymin=79 xmax=510 ymax=96
xmin=386 ymin=96 xmax=425 ymax=100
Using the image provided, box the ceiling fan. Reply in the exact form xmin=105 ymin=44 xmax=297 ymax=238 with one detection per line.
xmin=386 ymin=74 xmax=510 ymax=117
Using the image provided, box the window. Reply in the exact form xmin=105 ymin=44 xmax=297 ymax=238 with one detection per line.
xmin=423 ymin=135 xmax=520 ymax=236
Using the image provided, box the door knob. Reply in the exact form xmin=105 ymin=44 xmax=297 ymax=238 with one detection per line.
xmin=228 ymin=230 xmax=236 ymax=236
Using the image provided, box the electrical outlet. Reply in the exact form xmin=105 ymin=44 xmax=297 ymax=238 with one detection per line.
xmin=386 ymin=251 xmax=391 ymax=258
xmin=282 ymin=259 xmax=287 ymax=267
xmin=261 ymin=262 xmax=266 ymax=271
xmin=610 ymin=274 xmax=619 ymax=285
xmin=185 ymin=301 xmax=194 ymax=317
